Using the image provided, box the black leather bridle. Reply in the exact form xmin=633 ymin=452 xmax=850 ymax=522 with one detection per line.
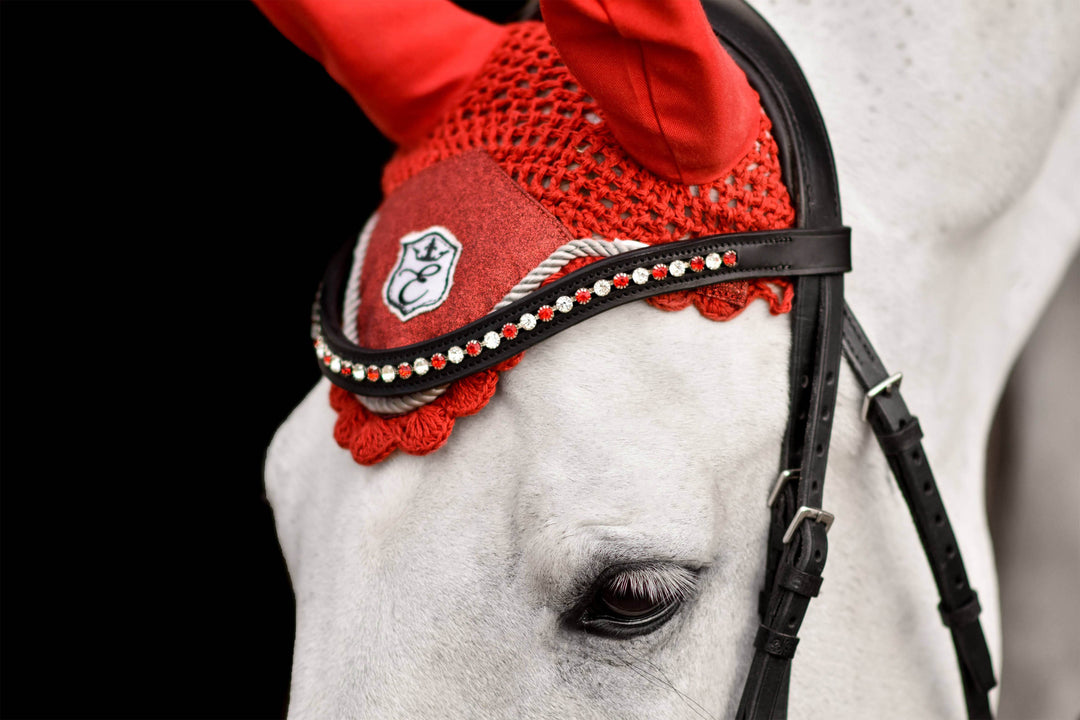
xmin=310 ymin=1 xmax=997 ymax=717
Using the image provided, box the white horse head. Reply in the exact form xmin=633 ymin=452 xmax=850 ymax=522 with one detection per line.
xmin=258 ymin=0 xmax=1080 ymax=717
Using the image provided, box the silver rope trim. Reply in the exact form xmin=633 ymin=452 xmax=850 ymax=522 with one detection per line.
xmin=492 ymin=238 xmax=648 ymax=309
xmin=359 ymin=383 xmax=451 ymax=414
xmin=343 ymin=213 xmax=378 ymax=344
xmin=356 ymin=237 xmax=647 ymax=416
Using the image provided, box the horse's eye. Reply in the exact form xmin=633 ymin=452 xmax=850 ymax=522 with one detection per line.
xmin=599 ymin=584 xmax=666 ymax=618
xmin=576 ymin=564 xmax=697 ymax=639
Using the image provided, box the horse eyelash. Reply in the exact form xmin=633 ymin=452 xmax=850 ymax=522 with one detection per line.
xmin=603 ymin=563 xmax=699 ymax=604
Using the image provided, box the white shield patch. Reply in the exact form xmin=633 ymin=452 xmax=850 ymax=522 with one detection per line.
xmin=382 ymin=226 xmax=463 ymax=322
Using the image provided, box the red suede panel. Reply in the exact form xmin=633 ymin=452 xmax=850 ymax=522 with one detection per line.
xmin=356 ymin=150 xmax=573 ymax=350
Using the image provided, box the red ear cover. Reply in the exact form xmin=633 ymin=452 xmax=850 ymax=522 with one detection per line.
xmin=252 ymin=0 xmax=504 ymax=146
xmin=539 ymin=0 xmax=760 ymax=184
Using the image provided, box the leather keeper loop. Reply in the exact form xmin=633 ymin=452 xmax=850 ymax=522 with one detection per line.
xmin=776 ymin=563 xmax=823 ymax=597
xmin=754 ymin=625 xmax=800 ymax=659
xmin=877 ymin=417 xmax=923 ymax=456
xmin=939 ymin=592 xmax=982 ymax=629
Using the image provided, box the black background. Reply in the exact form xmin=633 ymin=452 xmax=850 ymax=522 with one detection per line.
xmin=3 ymin=2 xmax=1077 ymax=719
xmin=0 ymin=1 xmax=517 ymax=717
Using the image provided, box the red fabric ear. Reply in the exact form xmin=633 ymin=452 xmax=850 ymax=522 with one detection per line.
xmin=252 ymin=0 xmax=504 ymax=146
xmin=539 ymin=0 xmax=760 ymax=185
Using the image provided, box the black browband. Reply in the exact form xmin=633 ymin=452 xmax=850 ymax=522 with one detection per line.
xmin=316 ymin=227 xmax=851 ymax=395
xmin=310 ymin=0 xmax=996 ymax=717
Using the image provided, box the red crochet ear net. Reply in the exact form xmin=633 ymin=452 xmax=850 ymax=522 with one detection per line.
xmin=538 ymin=0 xmax=761 ymax=184
xmin=335 ymin=22 xmax=796 ymax=466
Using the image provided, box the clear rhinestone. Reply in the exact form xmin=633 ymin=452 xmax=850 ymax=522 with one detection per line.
xmin=632 ymin=267 xmax=650 ymax=284
xmin=329 ymin=357 xmax=342 ymax=373
xmin=669 ymin=260 xmax=687 ymax=277
xmin=413 ymin=357 xmax=430 ymax=375
xmin=380 ymin=364 xmax=396 ymax=382
xmin=483 ymin=331 xmax=501 ymax=349
xmin=448 ymin=346 xmax=465 ymax=364
xmin=593 ymin=278 xmax=612 ymax=296
xmin=556 ymin=296 xmax=574 ymax=313
xmin=705 ymin=252 xmax=722 ymax=270
xmin=519 ymin=313 xmax=537 ymax=331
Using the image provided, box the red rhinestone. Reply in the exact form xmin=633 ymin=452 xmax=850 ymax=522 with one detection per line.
xmin=502 ymin=323 xmax=518 ymax=339
xmin=722 ymin=250 xmax=738 ymax=267
xmin=652 ymin=264 xmax=668 ymax=280
xmin=537 ymin=305 xmax=555 ymax=322
xmin=397 ymin=362 xmax=412 ymax=379
xmin=431 ymin=353 xmax=447 ymax=370
xmin=613 ymin=273 xmax=630 ymax=288
xmin=341 ymin=366 xmax=352 ymax=377
xmin=322 ymin=355 xmax=332 ymax=365
xmin=690 ymin=256 xmax=705 ymax=272
xmin=575 ymin=288 xmax=591 ymax=304
xmin=466 ymin=340 xmax=482 ymax=356
xmin=366 ymin=365 xmax=380 ymax=381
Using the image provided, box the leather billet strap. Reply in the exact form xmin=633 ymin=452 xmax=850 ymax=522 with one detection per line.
xmin=705 ymin=0 xmax=849 ymax=716
xmin=841 ymin=304 xmax=996 ymax=719
xmin=315 ymin=227 xmax=851 ymax=396
xmin=738 ymin=273 xmax=844 ymax=720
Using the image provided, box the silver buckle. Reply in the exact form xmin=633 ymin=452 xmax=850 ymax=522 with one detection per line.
xmin=782 ymin=506 xmax=835 ymax=544
xmin=861 ymin=371 xmax=903 ymax=421
xmin=767 ymin=469 xmax=799 ymax=508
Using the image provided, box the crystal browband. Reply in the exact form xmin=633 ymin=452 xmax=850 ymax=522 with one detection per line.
xmin=314 ymin=226 xmax=851 ymax=397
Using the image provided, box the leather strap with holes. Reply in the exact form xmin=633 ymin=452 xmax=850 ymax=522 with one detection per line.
xmin=841 ymin=304 xmax=996 ymax=719
xmin=738 ymin=270 xmax=844 ymax=720
xmin=717 ymin=0 xmax=848 ymax=713
xmin=713 ymin=1 xmax=995 ymax=712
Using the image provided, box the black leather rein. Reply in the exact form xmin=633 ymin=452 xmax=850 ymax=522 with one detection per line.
xmin=310 ymin=1 xmax=996 ymax=717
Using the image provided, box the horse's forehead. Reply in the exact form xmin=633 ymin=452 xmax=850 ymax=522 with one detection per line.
xmin=270 ymin=301 xmax=790 ymax=581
